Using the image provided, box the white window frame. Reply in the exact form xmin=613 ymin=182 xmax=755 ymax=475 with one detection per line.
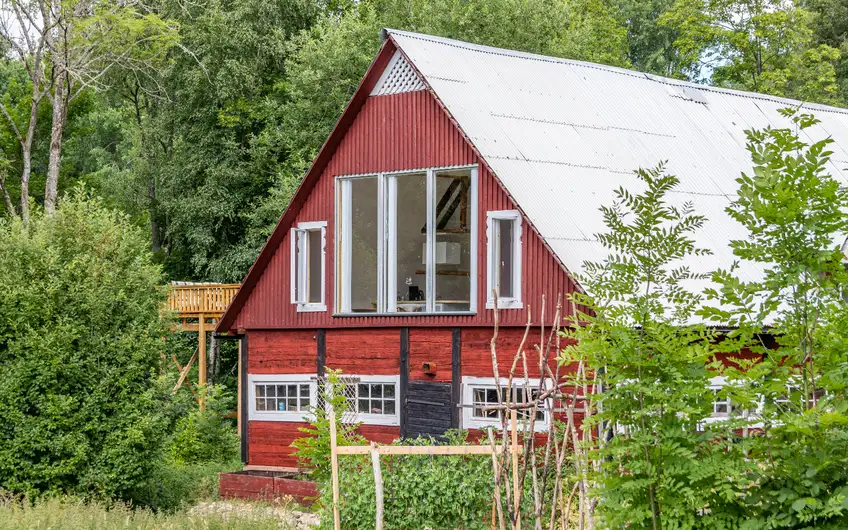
xmin=337 ymin=375 xmax=401 ymax=427
xmin=291 ymin=221 xmax=327 ymax=312
xmin=461 ymin=376 xmax=550 ymax=432
xmin=335 ymin=165 xmax=478 ymax=316
xmin=486 ymin=210 xmax=523 ymax=309
xmin=248 ymin=374 xmax=317 ymax=422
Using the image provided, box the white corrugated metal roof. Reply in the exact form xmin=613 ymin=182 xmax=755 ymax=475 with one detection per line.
xmin=388 ymin=29 xmax=848 ymax=318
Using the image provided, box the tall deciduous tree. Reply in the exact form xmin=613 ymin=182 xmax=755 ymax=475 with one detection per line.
xmin=562 ymin=164 xmax=749 ymax=529
xmin=702 ymin=109 xmax=848 ymax=527
xmin=660 ymin=0 xmax=841 ymax=103
xmin=0 ymin=0 xmax=52 ymax=220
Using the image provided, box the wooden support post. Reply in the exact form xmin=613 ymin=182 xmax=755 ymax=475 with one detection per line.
xmin=329 ymin=402 xmax=341 ymax=530
xmin=371 ymin=442 xmax=384 ymax=530
xmin=198 ymin=313 xmax=206 ymax=411
xmin=237 ymin=338 xmax=243 ymax=437
xmin=511 ymin=409 xmax=520 ymax=530
xmin=198 ymin=313 xmax=207 ymax=387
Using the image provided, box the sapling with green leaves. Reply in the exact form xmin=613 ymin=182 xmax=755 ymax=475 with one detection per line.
xmin=561 ymin=163 xmax=748 ymax=530
xmin=701 ymin=108 xmax=848 ymax=528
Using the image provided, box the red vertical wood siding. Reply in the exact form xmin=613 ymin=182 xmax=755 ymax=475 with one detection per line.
xmin=248 ymin=330 xmax=317 ymax=374
xmin=408 ymin=328 xmax=453 ymax=382
xmin=325 ymin=329 xmax=401 ymax=375
xmin=233 ymin=89 xmax=578 ymax=331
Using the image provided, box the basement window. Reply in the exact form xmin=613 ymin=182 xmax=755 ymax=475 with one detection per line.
xmin=333 ymin=375 xmax=400 ymax=426
xmin=291 ymin=221 xmax=327 ymax=312
xmin=486 ymin=210 xmax=522 ymax=309
xmin=462 ymin=377 xmax=549 ymax=432
xmin=248 ymin=375 xmax=317 ymax=422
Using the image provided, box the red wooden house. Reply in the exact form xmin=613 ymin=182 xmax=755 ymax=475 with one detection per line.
xmin=216 ymin=30 xmax=848 ymax=469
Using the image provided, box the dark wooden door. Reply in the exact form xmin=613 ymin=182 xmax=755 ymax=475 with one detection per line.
xmin=404 ymin=381 xmax=453 ymax=439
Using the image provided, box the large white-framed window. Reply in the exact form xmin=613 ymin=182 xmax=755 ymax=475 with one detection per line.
xmin=248 ymin=374 xmax=317 ymax=422
xmin=337 ymin=375 xmax=401 ymax=427
xmin=486 ymin=210 xmax=522 ymax=309
xmin=291 ymin=221 xmax=327 ymax=312
xmin=461 ymin=376 xmax=550 ymax=432
xmin=335 ymin=165 xmax=478 ymax=315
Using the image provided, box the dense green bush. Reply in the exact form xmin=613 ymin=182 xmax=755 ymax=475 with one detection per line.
xmin=0 ymin=192 xmax=172 ymax=500
xmin=167 ymin=385 xmax=240 ymax=466
xmin=318 ymin=431 xmax=495 ymax=530
xmin=127 ymin=459 xmax=240 ymax=513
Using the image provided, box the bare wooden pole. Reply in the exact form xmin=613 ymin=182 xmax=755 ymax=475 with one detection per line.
xmin=329 ymin=402 xmax=341 ymax=530
xmin=371 ymin=442 xmax=384 ymax=530
xmin=512 ymin=409 xmax=521 ymax=530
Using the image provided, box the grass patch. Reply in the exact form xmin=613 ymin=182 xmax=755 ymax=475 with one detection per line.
xmin=0 ymin=497 xmax=294 ymax=529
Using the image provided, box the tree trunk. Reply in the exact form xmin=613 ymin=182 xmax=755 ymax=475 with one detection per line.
xmin=149 ymin=176 xmax=162 ymax=253
xmin=209 ymin=334 xmax=218 ymax=385
xmin=0 ymin=171 xmax=15 ymax=217
xmin=19 ymin=80 xmax=42 ymax=222
xmin=44 ymin=72 xmax=68 ymax=215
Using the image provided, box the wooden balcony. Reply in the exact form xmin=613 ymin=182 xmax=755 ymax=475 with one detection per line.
xmin=167 ymin=283 xmax=241 ymax=318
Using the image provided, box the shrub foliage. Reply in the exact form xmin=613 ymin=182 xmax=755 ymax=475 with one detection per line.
xmin=0 ymin=192 xmax=172 ymax=500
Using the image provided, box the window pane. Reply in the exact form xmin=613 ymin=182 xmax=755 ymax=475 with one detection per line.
xmin=266 ymin=385 xmax=276 ymax=397
xmin=300 ymin=385 xmax=310 ymax=398
xmin=384 ymin=385 xmax=395 ymax=398
xmin=350 ymin=177 xmax=379 ymax=312
xmin=392 ymin=172 xmax=427 ymax=313
xmin=497 ymin=219 xmax=514 ymax=299
xmin=288 ymin=398 xmax=298 ymax=411
xmin=301 ymin=396 xmax=311 ymax=409
xmin=287 ymin=385 xmax=297 ymax=397
xmin=358 ymin=384 xmax=369 ymax=398
xmin=307 ymin=229 xmax=323 ymax=304
xmin=256 ymin=386 xmax=265 ymax=397
xmin=358 ymin=399 xmax=370 ymax=413
xmin=435 ymin=169 xmax=472 ymax=311
xmin=256 ymin=398 xmax=265 ymax=411
xmin=277 ymin=385 xmax=287 ymax=397
xmin=371 ymin=384 xmax=382 ymax=398
xmin=384 ymin=400 xmax=395 ymax=415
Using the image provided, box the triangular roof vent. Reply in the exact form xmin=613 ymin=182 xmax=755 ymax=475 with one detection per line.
xmin=371 ymin=51 xmax=425 ymax=96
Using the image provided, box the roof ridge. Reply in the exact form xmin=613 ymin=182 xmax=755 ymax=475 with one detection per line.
xmin=386 ymin=28 xmax=848 ymax=116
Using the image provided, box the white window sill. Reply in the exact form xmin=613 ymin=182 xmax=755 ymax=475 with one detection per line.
xmin=352 ymin=414 xmax=400 ymax=427
xmin=333 ymin=311 xmax=476 ymax=317
xmin=486 ymin=299 xmax=523 ymax=310
xmin=465 ymin=418 xmax=549 ymax=433
xmin=297 ymin=303 xmax=327 ymax=313
xmin=250 ymin=411 xmax=315 ymax=422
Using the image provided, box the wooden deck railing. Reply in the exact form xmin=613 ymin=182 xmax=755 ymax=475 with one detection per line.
xmin=167 ymin=284 xmax=241 ymax=316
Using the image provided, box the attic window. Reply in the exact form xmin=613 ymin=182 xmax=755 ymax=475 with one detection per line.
xmin=291 ymin=221 xmax=327 ymax=312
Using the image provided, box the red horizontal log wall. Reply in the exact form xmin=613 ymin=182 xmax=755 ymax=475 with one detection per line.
xmin=232 ymin=88 xmax=579 ymax=331
xmin=248 ymin=330 xmax=316 ymax=374
xmin=409 ymin=328 xmax=453 ymax=382
xmin=325 ymin=329 xmax=400 ymax=375
xmin=248 ymin=421 xmax=310 ymax=468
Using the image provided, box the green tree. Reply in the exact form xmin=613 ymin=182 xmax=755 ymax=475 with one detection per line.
xmin=562 ymin=164 xmax=748 ymax=529
xmin=702 ymin=109 xmax=848 ymax=528
xmin=0 ymin=190 xmax=172 ymax=500
xmin=661 ymin=0 xmax=841 ymax=103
